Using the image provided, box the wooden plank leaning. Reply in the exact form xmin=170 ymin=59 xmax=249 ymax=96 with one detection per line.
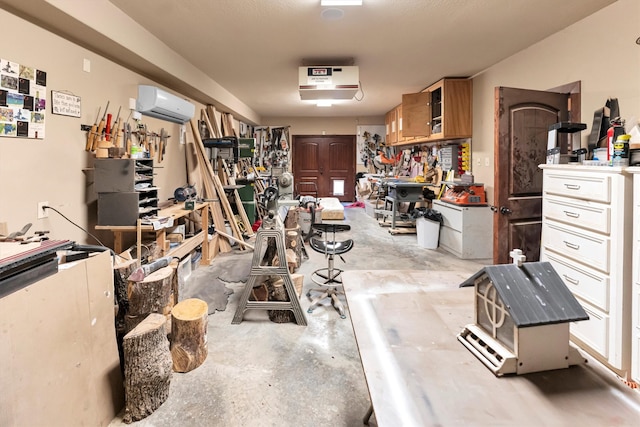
xmin=189 ymin=119 xmax=246 ymax=251
xmin=188 ymin=120 xmax=232 ymax=253
xmin=201 ymin=108 xmax=254 ymax=237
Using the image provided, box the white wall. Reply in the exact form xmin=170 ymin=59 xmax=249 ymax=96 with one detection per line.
xmin=261 ymin=116 xmax=384 ymax=135
xmin=0 ymin=9 xmax=206 ymax=245
xmin=471 ymin=0 xmax=640 ymax=204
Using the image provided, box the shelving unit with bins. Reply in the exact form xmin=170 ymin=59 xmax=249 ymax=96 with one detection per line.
xmin=95 ymin=158 xmax=159 ymax=226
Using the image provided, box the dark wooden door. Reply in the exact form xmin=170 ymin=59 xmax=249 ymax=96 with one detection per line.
xmin=493 ymin=87 xmax=570 ymax=264
xmin=292 ymin=135 xmax=356 ymax=202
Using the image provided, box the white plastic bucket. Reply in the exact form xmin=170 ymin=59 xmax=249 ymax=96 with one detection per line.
xmin=416 ymin=217 xmax=440 ymax=249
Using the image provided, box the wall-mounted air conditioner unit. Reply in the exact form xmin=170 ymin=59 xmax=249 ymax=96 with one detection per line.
xmin=136 ymin=85 xmax=195 ymax=124
xmin=298 ymin=66 xmax=359 ymax=100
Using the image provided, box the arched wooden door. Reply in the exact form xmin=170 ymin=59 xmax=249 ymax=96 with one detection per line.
xmin=493 ymin=86 xmax=573 ymax=264
xmin=292 ymin=135 xmax=356 ymax=202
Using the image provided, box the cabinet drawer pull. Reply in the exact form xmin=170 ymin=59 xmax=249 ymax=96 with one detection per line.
xmin=563 ymin=241 xmax=580 ymax=250
xmin=564 ymin=183 xmax=581 ymax=190
xmin=562 ymin=274 xmax=580 ymax=285
xmin=563 ymin=211 xmax=580 ymax=218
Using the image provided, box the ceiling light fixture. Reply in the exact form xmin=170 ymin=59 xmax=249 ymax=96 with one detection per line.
xmin=316 ymin=100 xmax=333 ymax=107
xmin=321 ymin=0 xmax=363 ymax=6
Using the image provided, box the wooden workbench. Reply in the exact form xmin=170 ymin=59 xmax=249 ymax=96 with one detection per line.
xmin=96 ymin=202 xmax=211 ymax=265
xmin=342 ymin=270 xmax=640 ymax=427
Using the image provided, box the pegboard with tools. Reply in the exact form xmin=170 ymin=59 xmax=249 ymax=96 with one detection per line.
xmin=254 ymin=126 xmax=291 ymax=171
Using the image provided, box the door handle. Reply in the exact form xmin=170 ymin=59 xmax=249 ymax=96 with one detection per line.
xmin=500 ymin=206 xmax=512 ymax=215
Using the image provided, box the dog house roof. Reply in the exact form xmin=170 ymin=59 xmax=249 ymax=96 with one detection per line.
xmin=461 ymin=261 xmax=588 ymax=327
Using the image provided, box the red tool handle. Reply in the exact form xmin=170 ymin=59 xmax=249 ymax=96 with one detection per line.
xmin=105 ymin=113 xmax=112 ymax=141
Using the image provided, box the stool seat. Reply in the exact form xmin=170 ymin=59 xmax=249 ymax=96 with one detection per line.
xmin=311 ymin=223 xmax=351 ymax=233
xmin=307 ymin=222 xmax=353 ymax=319
xmin=310 ymin=238 xmax=353 ymax=255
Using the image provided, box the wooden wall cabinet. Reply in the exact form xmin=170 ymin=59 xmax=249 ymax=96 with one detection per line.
xmin=385 ymin=104 xmax=416 ymax=146
xmin=385 ymin=105 xmax=399 ymax=145
xmin=401 ymin=78 xmax=472 ymax=143
xmin=539 ymin=165 xmax=633 ymax=378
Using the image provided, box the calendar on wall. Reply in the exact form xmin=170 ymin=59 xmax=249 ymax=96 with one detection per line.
xmin=0 ymin=58 xmax=46 ymax=139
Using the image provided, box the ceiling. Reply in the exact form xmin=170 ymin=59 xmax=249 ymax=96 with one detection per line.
xmin=3 ymin=0 xmax=617 ymax=122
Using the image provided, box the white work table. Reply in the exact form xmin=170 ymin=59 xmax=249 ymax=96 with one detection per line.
xmin=342 ymin=270 xmax=640 ymax=427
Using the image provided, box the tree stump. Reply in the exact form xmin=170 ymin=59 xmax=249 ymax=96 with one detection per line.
xmin=170 ymin=298 xmax=209 ymax=373
xmin=113 ymin=258 xmax=139 ymax=333
xmin=267 ymin=277 xmax=295 ymax=323
xmin=126 ymin=265 xmax=174 ymax=333
xmin=113 ymin=258 xmax=141 ymax=372
xmin=122 ymin=313 xmax=172 ymax=424
xmin=285 ymin=227 xmax=302 ymax=268
xmin=286 ymin=248 xmax=298 ymax=273
xmin=284 ymin=206 xmax=299 ymax=229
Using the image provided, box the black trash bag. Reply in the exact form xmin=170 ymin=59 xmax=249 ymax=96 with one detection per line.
xmin=410 ymin=207 xmax=443 ymax=225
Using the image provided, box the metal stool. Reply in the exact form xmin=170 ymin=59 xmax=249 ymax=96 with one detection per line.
xmin=306 ymin=223 xmax=353 ymax=319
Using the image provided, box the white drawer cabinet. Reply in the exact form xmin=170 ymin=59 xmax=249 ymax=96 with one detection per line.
xmin=540 ymin=165 xmax=632 ymax=378
xmin=627 ymin=167 xmax=640 ymax=384
xmin=432 ymin=200 xmax=492 ymax=259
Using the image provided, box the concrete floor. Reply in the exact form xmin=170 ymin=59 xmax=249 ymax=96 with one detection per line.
xmin=109 ymin=204 xmax=491 ymax=427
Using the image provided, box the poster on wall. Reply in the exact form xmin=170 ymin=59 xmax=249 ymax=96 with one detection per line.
xmin=0 ymin=58 xmax=46 ymax=139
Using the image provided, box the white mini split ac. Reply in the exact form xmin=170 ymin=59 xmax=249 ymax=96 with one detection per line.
xmin=136 ymin=85 xmax=195 ymax=124
xmin=298 ymin=66 xmax=359 ymax=100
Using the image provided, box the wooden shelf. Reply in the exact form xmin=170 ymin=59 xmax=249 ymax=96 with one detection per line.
xmin=96 ymin=202 xmax=211 ymax=265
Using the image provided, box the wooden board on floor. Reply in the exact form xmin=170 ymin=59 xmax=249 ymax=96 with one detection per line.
xmin=388 ymin=228 xmax=417 ymax=235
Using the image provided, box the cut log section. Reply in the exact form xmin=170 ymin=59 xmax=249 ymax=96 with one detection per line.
xmin=113 ymin=258 xmax=139 ymax=333
xmin=170 ymin=298 xmax=209 ymax=373
xmin=122 ymin=313 xmax=172 ymax=424
xmin=126 ymin=265 xmax=174 ymax=333
xmin=267 ymin=277 xmax=293 ymax=323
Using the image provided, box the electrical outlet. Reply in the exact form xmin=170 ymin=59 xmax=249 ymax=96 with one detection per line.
xmin=37 ymin=201 xmax=49 ymax=219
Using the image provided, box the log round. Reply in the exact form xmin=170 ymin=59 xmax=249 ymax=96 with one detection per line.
xmin=170 ymin=298 xmax=209 ymax=373
xmin=267 ymin=277 xmax=295 ymax=323
xmin=122 ymin=313 xmax=172 ymax=424
xmin=125 ymin=265 xmax=174 ymax=334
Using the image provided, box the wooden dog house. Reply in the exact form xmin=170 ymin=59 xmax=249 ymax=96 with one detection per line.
xmin=457 ymin=250 xmax=589 ymax=376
